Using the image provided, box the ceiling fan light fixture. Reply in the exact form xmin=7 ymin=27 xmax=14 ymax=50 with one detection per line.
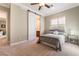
xmin=39 ymin=3 xmax=45 ymax=6
xmin=30 ymin=3 xmax=53 ymax=10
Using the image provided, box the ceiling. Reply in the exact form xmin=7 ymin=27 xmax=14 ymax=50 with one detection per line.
xmin=19 ymin=3 xmax=79 ymax=17
xmin=0 ymin=3 xmax=79 ymax=17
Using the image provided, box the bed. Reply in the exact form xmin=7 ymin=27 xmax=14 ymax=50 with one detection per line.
xmin=40 ymin=29 xmax=65 ymax=51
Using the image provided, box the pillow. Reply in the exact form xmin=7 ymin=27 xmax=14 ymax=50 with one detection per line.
xmin=49 ymin=31 xmax=54 ymax=34
xmin=0 ymin=31 xmax=3 ymax=36
xmin=53 ymin=31 xmax=59 ymax=35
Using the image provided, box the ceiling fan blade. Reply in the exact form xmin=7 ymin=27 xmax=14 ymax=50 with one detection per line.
xmin=38 ymin=6 xmax=42 ymax=10
xmin=31 ymin=3 xmax=38 ymax=5
xmin=45 ymin=4 xmax=50 ymax=8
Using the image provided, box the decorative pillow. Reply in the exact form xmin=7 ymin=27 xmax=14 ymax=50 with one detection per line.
xmin=49 ymin=31 xmax=54 ymax=34
xmin=0 ymin=31 xmax=3 ymax=36
xmin=53 ymin=31 xmax=59 ymax=35
xmin=49 ymin=29 xmax=64 ymax=35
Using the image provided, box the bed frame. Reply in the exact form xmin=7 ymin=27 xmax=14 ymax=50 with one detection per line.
xmin=39 ymin=36 xmax=62 ymax=51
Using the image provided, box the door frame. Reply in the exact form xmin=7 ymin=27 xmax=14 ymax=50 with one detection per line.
xmin=27 ymin=10 xmax=41 ymax=40
xmin=0 ymin=5 xmax=10 ymax=45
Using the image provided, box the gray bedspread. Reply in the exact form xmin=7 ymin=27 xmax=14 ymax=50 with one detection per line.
xmin=40 ymin=34 xmax=65 ymax=51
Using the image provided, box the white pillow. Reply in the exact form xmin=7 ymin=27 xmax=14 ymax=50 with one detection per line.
xmin=53 ymin=31 xmax=59 ymax=35
xmin=0 ymin=31 xmax=3 ymax=36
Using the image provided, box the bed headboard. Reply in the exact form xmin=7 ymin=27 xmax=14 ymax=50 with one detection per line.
xmin=49 ymin=29 xmax=65 ymax=35
xmin=50 ymin=29 xmax=64 ymax=32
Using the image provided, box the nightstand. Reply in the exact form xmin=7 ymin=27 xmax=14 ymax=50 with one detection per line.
xmin=68 ymin=35 xmax=79 ymax=45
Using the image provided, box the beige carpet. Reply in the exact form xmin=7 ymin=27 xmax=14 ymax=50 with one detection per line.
xmin=0 ymin=37 xmax=8 ymax=46
xmin=0 ymin=40 xmax=79 ymax=56
xmin=0 ymin=41 xmax=58 ymax=56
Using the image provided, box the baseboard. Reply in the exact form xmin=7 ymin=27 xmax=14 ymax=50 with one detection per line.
xmin=10 ymin=40 xmax=27 ymax=46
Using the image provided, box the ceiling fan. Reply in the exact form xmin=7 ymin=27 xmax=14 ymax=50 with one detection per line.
xmin=30 ymin=3 xmax=53 ymax=10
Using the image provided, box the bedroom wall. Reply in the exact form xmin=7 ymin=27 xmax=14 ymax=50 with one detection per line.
xmin=10 ymin=4 xmax=45 ymax=44
xmin=45 ymin=6 xmax=79 ymax=35
xmin=10 ymin=4 xmax=28 ymax=43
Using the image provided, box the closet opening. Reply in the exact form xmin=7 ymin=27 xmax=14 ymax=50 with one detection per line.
xmin=27 ymin=10 xmax=41 ymax=43
xmin=0 ymin=6 xmax=9 ymax=46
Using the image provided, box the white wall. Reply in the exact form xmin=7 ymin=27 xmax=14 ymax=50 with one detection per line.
xmin=10 ymin=4 xmax=27 ymax=43
xmin=45 ymin=6 xmax=79 ymax=35
xmin=10 ymin=4 xmax=45 ymax=43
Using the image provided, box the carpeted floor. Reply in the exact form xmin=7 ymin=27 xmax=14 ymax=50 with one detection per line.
xmin=0 ymin=41 xmax=58 ymax=56
xmin=0 ymin=37 xmax=8 ymax=46
xmin=0 ymin=40 xmax=79 ymax=56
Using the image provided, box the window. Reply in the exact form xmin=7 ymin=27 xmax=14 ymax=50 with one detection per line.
xmin=51 ymin=18 xmax=58 ymax=25
xmin=50 ymin=16 xmax=66 ymax=30
xmin=58 ymin=16 xmax=65 ymax=24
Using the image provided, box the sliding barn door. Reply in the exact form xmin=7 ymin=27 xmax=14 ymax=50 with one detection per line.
xmin=28 ymin=12 xmax=37 ymax=41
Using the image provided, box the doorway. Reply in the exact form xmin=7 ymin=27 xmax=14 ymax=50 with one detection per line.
xmin=36 ymin=15 xmax=40 ymax=42
xmin=27 ymin=10 xmax=41 ymax=42
xmin=0 ymin=6 xmax=9 ymax=46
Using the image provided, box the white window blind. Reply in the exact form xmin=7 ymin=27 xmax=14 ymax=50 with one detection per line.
xmin=51 ymin=18 xmax=58 ymax=25
xmin=58 ymin=16 xmax=65 ymax=24
xmin=50 ymin=16 xmax=65 ymax=30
